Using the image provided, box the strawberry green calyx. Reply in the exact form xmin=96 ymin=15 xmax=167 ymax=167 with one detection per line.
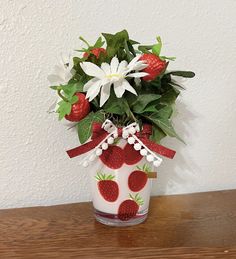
xmin=129 ymin=193 xmax=144 ymax=206
xmin=95 ymin=172 xmax=115 ymax=181
xmin=152 ymin=36 xmax=162 ymax=56
xmin=136 ymin=164 xmax=151 ymax=174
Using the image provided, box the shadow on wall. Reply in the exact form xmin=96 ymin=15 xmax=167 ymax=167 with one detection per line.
xmin=151 ymin=100 xmax=200 ymax=196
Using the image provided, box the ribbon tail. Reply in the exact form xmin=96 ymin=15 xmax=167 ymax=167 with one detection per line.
xmin=140 ymin=138 xmax=176 ymax=159
xmin=66 ymin=133 xmax=108 ymax=158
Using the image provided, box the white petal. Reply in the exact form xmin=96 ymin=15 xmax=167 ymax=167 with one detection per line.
xmin=127 ymin=72 xmax=149 ymax=78
xmin=127 ymin=55 xmax=140 ymax=70
xmin=101 ymin=62 xmax=111 ymax=75
xmin=113 ymin=80 xmax=125 ymax=98
xmin=86 ymin=80 xmax=102 ymax=101
xmin=117 ymin=60 xmax=128 ymax=74
xmin=83 ymin=78 xmax=100 ymax=91
xmin=110 ymin=56 xmax=119 ymax=73
xmin=131 ymin=61 xmax=148 ymax=71
xmin=122 ymin=79 xmax=137 ymax=95
xmin=100 ymin=83 xmax=111 ymax=107
xmin=80 ymin=62 xmax=105 ymax=79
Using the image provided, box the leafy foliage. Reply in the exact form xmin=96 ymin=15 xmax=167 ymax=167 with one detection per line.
xmin=49 ymin=29 xmax=195 ymax=144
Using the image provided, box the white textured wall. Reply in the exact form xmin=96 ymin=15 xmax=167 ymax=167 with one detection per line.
xmin=0 ymin=0 xmax=236 ymax=209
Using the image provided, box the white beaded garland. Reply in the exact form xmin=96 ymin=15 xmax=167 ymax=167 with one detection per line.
xmin=128 ymin=137 xmax=135 ymax=144
xmin=89 ymin=154 xmax=95 ymax=161
xmin=153 ymin=160 xmax=162 ymax=167
xmin=95 ymin=148 xmax=103 ymax=156
xmin=107 ymin=137 xmax=114 ymax=144
xmin=101 ymin=142 xmax=108 ymax=150
xmin=122 ymin=131 xmax=129 ymax=139
xmin=128 ymin=127 xmax=136 ymax=135
xmin=134 ymin=143 xmax=141 ymax=151
xmin=113 ymin=132 xmax=118 ymax=138
xmin=140 ymin=149 xmax=147 ymax=156
xmin=146 ymin=154 xmax=154 ymax=162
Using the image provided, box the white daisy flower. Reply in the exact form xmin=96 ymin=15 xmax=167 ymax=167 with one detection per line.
xmin=80 ymin=56 xmax=148 ymax=107
xmin=47 ymin=53 xmax=75 ymax=86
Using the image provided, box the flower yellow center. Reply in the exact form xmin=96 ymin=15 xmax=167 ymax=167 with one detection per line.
xmin=106 ymin=73 xmax=123 ymax=79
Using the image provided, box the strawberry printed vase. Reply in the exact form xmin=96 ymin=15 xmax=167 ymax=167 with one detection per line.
xmin=67 ymin=120 xmax=176 ymax=226
xmin=90 ymin=139 xmax=154 ymax=226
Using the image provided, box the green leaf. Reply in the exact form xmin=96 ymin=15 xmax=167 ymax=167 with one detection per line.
xmin=103 ymin=90 xmax=125 ymax=115
xmin=77 ymin=111 xmax=105 ymax=144
xmin=94 ymin=36 xmax=104 ymax=48
xmin=145 ymin=113 xmax=183 ymax=142
xmin=138 ymin=45 xmax=152 ymax=54
xmin=102 ymin=30 xmax=129 ymax=58
xmin=50 ymin=86 xmax=59 ymax=90
xmin=156 ymin=105 xmax=173 ymax=119
xmin=56 ymin=101 xmax=72 ymax=120
xmin=167 ymin=71 xmax=195 ymax=78
xmin=132 ymin=94 xmax=161 ymax=113
xmin=124 ymin=40 xmax=134 ymax=62
xmin=70 ymin=95 xmax=78 ymax=104
xmin=158 ymin=88 xmax=180 ymax=105
xmin=160 ymin=56 xmax=176 ymax=61
xmin=150 ymin=125 xmax=167 ymax=143
xmin=61 ymin=83 xmax=77 ymax=99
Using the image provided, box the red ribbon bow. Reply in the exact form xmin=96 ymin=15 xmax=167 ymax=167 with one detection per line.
xmin=66 ymin=123 xmax=176 ymax=160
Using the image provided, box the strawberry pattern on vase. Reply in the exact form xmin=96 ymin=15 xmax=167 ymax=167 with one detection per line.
xmin=90 ymin=139 xmax=153 ymax=226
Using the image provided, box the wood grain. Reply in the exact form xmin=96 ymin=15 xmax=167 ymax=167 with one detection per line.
xmin=0 ymin=190 xmax=236 ymax=258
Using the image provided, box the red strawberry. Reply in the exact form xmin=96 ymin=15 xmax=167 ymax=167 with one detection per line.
xmin=118 ymin=194 xmax=144 ymax=221
xmin=96 ymin=173 xmax=119 ymax=202
xmin=123 ymin=143 xmax=143 ymax=165
xmin=128 ymin=164 xmax=152 ymax=192
xmin=139 ymin=53 xmax=167 ymax=81
xmin=83 ymin=48 xmax=106 ymax=59
xmin=65 ymin=93 xmax=90 ymax=122
xmin=99 ymin=145 xmax=124 ymax=169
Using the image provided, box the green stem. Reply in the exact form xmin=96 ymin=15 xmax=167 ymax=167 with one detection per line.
xmin=79 ymin=36 xmax=90 ymax=48
xmin=57 ymin=90 xmax=69 ymax=102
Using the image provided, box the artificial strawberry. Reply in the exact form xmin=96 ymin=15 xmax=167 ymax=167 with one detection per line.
xmin=83 ymin=48 xmax=107 ymax=59
xmin=123 ymin=143 xmax=143 ymax=165
xmin=65 ymin=92 xmax=90 ymax=122
xmin=118 ymin=194 xmax=144 ymax=221
xmin=128 ymin=164 xmax=151 ymax=192
xmin=139 ymin=53 xmax=167 ymax=81
xmin=99 ymin=145 xmax=124 ymax=169
xmin=95 ymin=173 xmax=119 ymax=202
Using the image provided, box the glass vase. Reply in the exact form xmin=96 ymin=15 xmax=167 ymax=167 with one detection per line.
xmin=89 ymin=139 xmax=154 ymax=227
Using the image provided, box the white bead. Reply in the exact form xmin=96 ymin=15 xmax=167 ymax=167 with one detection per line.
xmin=140 ymin=149 xmax=147 ymax=156
xmin=95 ymin=148 xmax=103 ymax=156
xmin=122 ymin=131 xmax=129 ymax=139
xmin=153 ymin=160 xmax=162 ymax=167
xmin=128 ymin=137 xmax=135 ymax=144
xmin=102 ymin=142 xmax=108 ymax=150
xmin=104 ymin=124 xmax=110 ymax=131
xmin=113 ymin=132 xmax=118 ymax=138
xmin=89 ymin=154 xmax=95 ymax=161
xmin=146 ymin=154 xmax=154 ymax=162
xmin=134 ymin=143 xmax=141 ymax=150
xmin=135 ymin=125 xmax=140 ymax=132
xmin=107 ymin=137 xmax=114 ymax=144
xmin=82 ymin=161 xmax=89 ymax=167
xmin=128 ymin=127 xmax=136 ymax=135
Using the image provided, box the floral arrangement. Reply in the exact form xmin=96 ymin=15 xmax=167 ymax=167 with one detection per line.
xmin=48 ymin=30 xmax=195 ymax=225
xmin=48 ymin=29 xmax=194 ymax=151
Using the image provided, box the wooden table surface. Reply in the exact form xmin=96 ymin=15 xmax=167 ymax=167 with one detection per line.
xmin=0 ymin=190 xmax=236 ymax=258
